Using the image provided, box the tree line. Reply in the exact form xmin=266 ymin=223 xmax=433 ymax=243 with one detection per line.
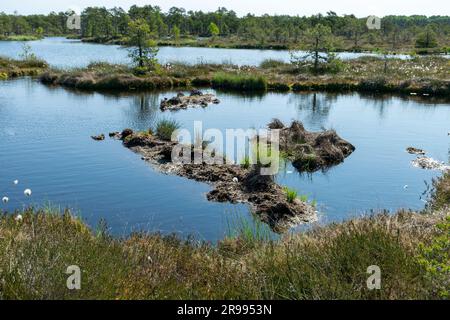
xmin=1 ymin=6 xmax=449 ymax=49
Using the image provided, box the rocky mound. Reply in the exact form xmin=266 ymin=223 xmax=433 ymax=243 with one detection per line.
xmin=407 ymin=147 xmax=426 ymax=155
xmin=115 ymin=129 xmax=315 ymax=232
xmin=268 ymin=119 xmax=355 ymax=172
xmin=160 ymin=90 xmax=220 ymax=111
xmin=412 ymin=156 xmax=450 ymax=171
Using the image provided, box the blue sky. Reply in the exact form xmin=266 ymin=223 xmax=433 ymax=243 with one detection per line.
xmin=1 ymin=0 xmax=449 ymax=17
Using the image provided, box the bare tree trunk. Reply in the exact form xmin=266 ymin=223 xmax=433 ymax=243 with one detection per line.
xmin=314 ymin=37 xmax=319 ymax=73
xmin=138 ymin=33 xmax=144 ymax=68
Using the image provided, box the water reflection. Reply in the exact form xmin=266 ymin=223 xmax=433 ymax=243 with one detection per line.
xmin=1 ymin=78 xmax=449 ymax=241
xmin=287 ymin=93 xmax=336 ymax=128
xmin=128 ymin=94 xmax=159 ymax=126
xmin=0 ymin=37 xmax=416 ymax=68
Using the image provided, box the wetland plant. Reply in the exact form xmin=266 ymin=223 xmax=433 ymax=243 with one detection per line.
xmin=155 ymin=119 xmax=181 ymax=141
xmin=212 ymin=72 xmax=268 ymax=91
xmin=240 ymin=156 xmax=251 ymax=169
xmin=283 ymin=186 xmax=298 ymax=203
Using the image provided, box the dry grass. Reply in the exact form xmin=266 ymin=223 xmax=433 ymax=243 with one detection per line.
xmin=0 ymin=205 xmax=447 ymax=300
xmin=39 ymin=56 xmax=450 ymax=96
xmin=0 ymin=56 xmax=48 ymax=80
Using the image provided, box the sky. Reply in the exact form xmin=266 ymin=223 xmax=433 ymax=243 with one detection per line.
xmin=1 ymin=0 xmax=449 ymax=17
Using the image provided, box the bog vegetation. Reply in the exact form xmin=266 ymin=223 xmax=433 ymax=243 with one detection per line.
xmin=0 ymin=173 xmax=448 ymax=300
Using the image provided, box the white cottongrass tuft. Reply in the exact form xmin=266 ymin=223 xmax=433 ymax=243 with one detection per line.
xmin=2 ymin=196 xmax=9 ymax=204
xmin=24 ymin=189 xmax=32 ymax=196
xmin=15 ymin=214 xmax=23 ymax=222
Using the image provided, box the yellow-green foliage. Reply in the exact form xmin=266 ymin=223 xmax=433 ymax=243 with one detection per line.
xmin=283 ymin=186 xmax=298 ymax=203
xmin=417 ymin=216 xmax=450 ymax=298
xmin=430 ymin=172 xmax=450 ymax=211
xmin=212 ymin=72 xmax=268 ymax=91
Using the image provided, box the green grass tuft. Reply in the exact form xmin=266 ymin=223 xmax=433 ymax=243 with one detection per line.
xmin=212 ymin=72 xmax=268 ymax=91
xmin=155 ymin=119 xmax=181 ymax=141
xmin=283 ymin=186 xmax=298 ymax=203
xmin=240 ymin=155 xmax=251 ymax=169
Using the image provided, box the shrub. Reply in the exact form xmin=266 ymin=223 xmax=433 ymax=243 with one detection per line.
xmin=259 ymin=59 xmax=287 ymax=69
xmin=428 ymin=173 xmax=450 ymax=211
xmin=326 ymin=54 xmax=345 ymax=74
xmin=417 ymin=216 xmax=450 ymax=298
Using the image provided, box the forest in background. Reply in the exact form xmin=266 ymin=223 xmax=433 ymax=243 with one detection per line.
xmin=0 ymin=6 xmax=449 ymax=51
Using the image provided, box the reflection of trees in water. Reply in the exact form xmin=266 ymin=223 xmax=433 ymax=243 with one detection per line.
xmin=288 ymin=93 xmax=337 ymax=128
xmin=359 ymin=93 xmax=445 ymax=120
xmin=358 ymin=93 xmax=394 ymax=118
xmin=219 ymin=91 xmax=266 ymax=102
xmin=129 ymin=94 xmax=160 ymax=128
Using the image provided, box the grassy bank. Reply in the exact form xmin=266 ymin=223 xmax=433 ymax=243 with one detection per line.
xmin=39 ymin=56 xmax=450 ymax=96
xmin=0 ymin=35 xmax=42 ymax=41
xmin=212 ymin=72 xmax=268 ymax=91
xmin=0 ymin=56 xmax=48 ymax=80
xmin=0 ymin=175 xmax=448 ymax=300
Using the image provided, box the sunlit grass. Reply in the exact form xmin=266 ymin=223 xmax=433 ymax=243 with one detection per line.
xmin=155 ymin=119 xmax=181 ymax=141
xmin=212 ymin=72 xmax=268 ymax=91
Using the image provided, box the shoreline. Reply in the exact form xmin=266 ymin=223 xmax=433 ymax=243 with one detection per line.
xmin=0 ymin=57 xmax=48 ymax=80
xmin=40 ymin=74 xmax=450 ymax=98
xmin=3 ymin=35 xmax=449 ymax=57
xmin=76 ymin=36 xmax=450 ymax=56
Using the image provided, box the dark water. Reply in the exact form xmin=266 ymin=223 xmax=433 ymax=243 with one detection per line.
xmin=0 ymin=37 xmax=412 ymax=68
xmin=0 ymin=78 xmax=449 ymax=241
